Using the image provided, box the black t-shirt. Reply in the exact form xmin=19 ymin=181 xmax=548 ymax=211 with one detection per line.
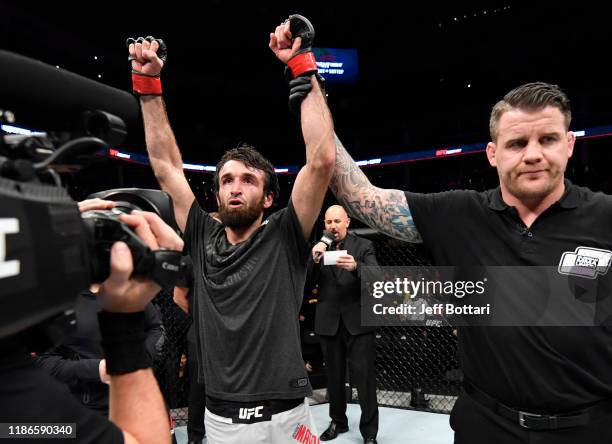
xmin=184 ymin=200 xmax=312 ymax=402
xmin=405 ymin=180 xmax=612 ymax=412
xmin=0 ymin=347 xmax=122 ymax=443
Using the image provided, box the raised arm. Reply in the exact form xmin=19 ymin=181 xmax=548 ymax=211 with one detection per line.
xmin=128 ymin=37 xmax=195 ymax=232
xmin=330 ymin=135 xmax=422 ymax=243
xmin=269 ymin=19 xmax=335 ymax=240
xmin=292 ymin=77 xmax=335 ymax=239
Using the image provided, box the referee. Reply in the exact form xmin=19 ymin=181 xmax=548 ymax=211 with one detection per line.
xmin=327 ymin=82 xmax=612 ymax=443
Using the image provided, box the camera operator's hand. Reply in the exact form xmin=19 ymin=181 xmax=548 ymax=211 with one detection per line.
xmin=98 ymin=211 xmax=184 ymax=313
xmin=78 ymin=198 xmax=116 ymax=212
xmin=128 ymin=38 xmax=165 ymax=77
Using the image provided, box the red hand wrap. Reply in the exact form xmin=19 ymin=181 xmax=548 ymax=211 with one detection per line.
xmin=287 ymin=52 xmax=317 ymax=79
xmin=132 ymin=72 xmax=162 ymax=95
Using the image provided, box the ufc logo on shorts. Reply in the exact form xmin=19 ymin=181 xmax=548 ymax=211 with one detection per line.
xmin=0 ymin=218 xmax=20 ymax=279
xmin=238 ymin=406 xmax=263 ymax=420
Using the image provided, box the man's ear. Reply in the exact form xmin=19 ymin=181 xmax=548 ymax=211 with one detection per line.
xmin=567 ymin=131 xmax=576 ymax=158
xmin=346 ymin=217 xmax=350 ymax=228
xmin=486 ymin=142 xmax=497 ymax=167
xmin=263 ymin=192 xmax=274 ymax=209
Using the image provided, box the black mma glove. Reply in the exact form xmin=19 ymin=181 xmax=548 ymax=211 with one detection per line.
xmin=126 ymin=36 xmax=167 ymax=95
xmin=283 ymin=14 xmax=325 ymax=115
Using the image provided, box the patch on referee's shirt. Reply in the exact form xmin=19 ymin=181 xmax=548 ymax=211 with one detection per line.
xmin=558 ymin=247 xmax=612 ymax=279
xmin=292 ymin=423 xmax=319 ymax=444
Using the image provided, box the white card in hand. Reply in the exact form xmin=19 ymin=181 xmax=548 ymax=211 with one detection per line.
xmin=323 ymin=250 xmax=348 ymax=265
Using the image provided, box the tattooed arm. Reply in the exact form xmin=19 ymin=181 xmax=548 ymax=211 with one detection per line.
xmin=329 ymin=134 xmax=423 ymax=243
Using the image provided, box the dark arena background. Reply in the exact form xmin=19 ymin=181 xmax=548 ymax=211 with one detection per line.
xmin=2 ymin=0 xmax=611 ymax=441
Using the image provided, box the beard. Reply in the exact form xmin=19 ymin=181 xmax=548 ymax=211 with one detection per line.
xmin=218 ymin=196 xmax=266 ymax=229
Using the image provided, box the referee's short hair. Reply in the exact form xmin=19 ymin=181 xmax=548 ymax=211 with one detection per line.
xmin=489 ymin=82 xmax=572 ymax=141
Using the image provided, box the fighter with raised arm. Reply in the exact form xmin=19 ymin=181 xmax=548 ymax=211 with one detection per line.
xmin=126 ymin=15 xmax=335 ymax=442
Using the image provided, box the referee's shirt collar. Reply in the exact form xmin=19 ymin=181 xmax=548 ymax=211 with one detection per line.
xmin=488 ymin=179 xmax=580 ymax=212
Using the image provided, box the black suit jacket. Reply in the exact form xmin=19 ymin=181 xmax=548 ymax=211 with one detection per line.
xmin=307 ymin=233 xmax=379 ymax=336
xmin=36 ymin=291 xmax=163 ymax=413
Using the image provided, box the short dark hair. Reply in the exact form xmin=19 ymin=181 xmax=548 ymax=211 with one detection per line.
xmin=489 ymin=82 xmax=572 ymax=141
xmin=213 ymin=143 xmax=280 ymax=201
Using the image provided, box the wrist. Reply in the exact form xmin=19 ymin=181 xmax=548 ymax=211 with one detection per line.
xmin=132 ymin=71 xmax=162 ymax=96
xmin=140 ymin=94 xmax=163 ymax=103
xmin=287 ymin=51 xmax=317 ymax=79
xmin=98 ymin=311 xmax=151 ymax=375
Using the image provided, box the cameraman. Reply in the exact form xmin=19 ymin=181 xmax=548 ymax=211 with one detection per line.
xmin=0 ymin=201 xmax=181 ymax=444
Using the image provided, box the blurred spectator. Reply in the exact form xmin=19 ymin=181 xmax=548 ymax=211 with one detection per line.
xmin=37 ymin=287 xmax=163 ymax=416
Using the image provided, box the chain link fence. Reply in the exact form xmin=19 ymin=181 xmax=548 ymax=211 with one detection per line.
xmin=354 ymin=229 xmax=461 ymax=413
xmin=151 ymin=291 xmax=191 ymax=426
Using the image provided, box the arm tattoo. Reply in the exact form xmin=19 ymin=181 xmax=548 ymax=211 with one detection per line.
xmin=330 ymin=134 xmax=422 ymax=243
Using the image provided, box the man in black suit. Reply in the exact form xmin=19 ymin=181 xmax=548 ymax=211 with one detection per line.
xmin=36 ymin=288 xmax=163 ymax=417
xmin=308 ymin=205 xmax=379 ymax=444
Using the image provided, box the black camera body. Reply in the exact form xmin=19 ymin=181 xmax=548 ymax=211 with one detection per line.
xmin=82 ymin=207 xmax=155 ymax=284
xmin=0 ymin=50 xmax=188 ymax=343
xmin=0 ymin=174 xmax=90 ymax=340
xmin=81 ymin=191 xmax=186 ymax=289
xmin=0 ymin=168 xmax=188 ymax=342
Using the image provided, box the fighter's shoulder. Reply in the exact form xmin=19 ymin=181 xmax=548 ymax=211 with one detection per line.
xmin=185 ymin=203 xmax=221 ymax=239
xmin=263 ymin=205 xmax=289 ymax=226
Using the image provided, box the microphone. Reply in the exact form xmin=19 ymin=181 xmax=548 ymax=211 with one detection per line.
xmin=314 ymin=230 xmax=335 ymax=261
xmin=0 ymin=50 xmax=139 ymax=130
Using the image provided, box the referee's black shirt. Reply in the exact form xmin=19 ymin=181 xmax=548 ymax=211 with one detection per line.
xmin=405 ymin=180 xmax=612 ymax=412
